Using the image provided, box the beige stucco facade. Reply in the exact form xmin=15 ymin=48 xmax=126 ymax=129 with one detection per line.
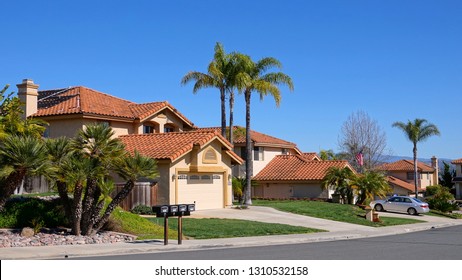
xmin=386 ymin=171 xmax=434 ymax=190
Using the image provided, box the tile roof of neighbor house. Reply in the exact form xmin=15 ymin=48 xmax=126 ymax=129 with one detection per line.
xmin=387 ymin=176 xmax=422 ymax=193
xmin=35 ymin=86 xmax=195 ymax=126
xmin=252 ymin=154 xmax=354 ymax=181
xmin=376 ymin=159 xmax=435 ymax=172
xmin=119 ymin=130 xmax=243 ymax=164
xmin=198 ymin=126 xmax=302 ymax=154
xmin=452 ymin=158 xmax=462 ymax=164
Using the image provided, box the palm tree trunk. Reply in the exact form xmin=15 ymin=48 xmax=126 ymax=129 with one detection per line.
xmin=93 ymin=180 xmax=136 ymax=233
xmin=71 ymin=182 xmax=84 ymax=236
xmin=220 ymin=89 xmax=227 ymax=139
xmin=0 ymin=170 xmax=26 ymax=212
xmin=228 ymin=91 xmax=234 ymax=143
xmin=56 ymin=181 xmax=72 ymax=219
xmin=244 ymin=91 xmax=253 ymax=205
xmin=413 ymin=143 xmax=418 ymax=198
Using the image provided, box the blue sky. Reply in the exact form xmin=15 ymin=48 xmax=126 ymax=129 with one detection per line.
xmin=1 ymin=1 xmax=461 ymax=159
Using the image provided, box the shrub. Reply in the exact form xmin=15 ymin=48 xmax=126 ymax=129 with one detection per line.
xmin=0 ymin=197 xmax=68 ymax=228
xmin=130 ymin=204 xmax=153 ymax=215
xmin=425 ymin=185 xmax=460 ymax=213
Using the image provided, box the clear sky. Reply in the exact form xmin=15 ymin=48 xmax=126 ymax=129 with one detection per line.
xmin=1 ymin=0 xmax=461 ymax=159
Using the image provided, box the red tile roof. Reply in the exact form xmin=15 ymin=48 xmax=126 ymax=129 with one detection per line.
xmin=253 ymin=154 xmax=354 ymax=181
xmin=198 ymin=126 xmax=301 ymax=154
xmin=35 ymin=86 xmax=195 ymax=127
xmin=452 ymin=158 xmax=462 ymax=164
xmin=387 ymin=176 xmax=422 ymax=193
xmin=376 ymin=159 xmax=435 ymax=172
xmin=119 ymin=130 xmax=243 ymax=164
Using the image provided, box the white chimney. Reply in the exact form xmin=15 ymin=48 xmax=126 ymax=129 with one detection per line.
xmin=17 ymin=79 xmax=39 ymax=119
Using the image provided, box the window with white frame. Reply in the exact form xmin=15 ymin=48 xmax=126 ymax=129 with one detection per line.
xmin=254 ymin=147 xmax=264 ymax=161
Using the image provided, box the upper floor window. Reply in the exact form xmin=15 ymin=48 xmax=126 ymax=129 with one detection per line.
xmin=164 ymin=126 xmax=175 ymax=133
xmin=282 ymin=148 xmax=288 ymax=155
xmin=254 ymin=147 xmax=264 ymax=161
xmin=406 ymin=172 xmax=414 ymax=180
xmin=143 ymin=125 xmax=155 ymax=134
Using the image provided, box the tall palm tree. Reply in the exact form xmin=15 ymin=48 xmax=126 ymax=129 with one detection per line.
xmin=236 ymin=56 xmax=294 ymax=205
xmin=392 ymin=119 xmax=440 ymax=197
xmin=322 ymin=166 xmax=355 ymax=204
xmin=181 ymin=42 xmax=234 ymax=139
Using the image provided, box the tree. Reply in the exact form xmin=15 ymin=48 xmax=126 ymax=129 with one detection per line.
xmin=439 ymin=161 xmax=455 ymax=190
xmin=338 ymin=111 xmax=388 ymax=171
xmin=235 ymin=55 xmax=294 ymax=205
xmin=392 ymin=119 xmax=440 ymax=197
xmin=352 ymin=170 xmax=391 ymax=205
xmin=0 ymin=135 xmax=50 ymax=211
xmin=322 ymin=166 xmax=355 ymax=204
xmin=319 ymin=149 xmax=338 ymax=160
xmin=46 ymin=123 xmax=158 ymax=236
xmin=181 ymin=42 xmax=234 ymax=139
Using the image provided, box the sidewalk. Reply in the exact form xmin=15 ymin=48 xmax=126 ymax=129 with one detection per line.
xmin=1 ymin=206 xmax=461 ymax=260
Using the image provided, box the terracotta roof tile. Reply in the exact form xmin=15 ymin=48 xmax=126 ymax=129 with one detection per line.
xmin=452 ymin=158 xmax=462 ymax=164
xmin=387 ymin=176 xmax=423 ymax=193
xmin=119 ymin=130 xmax=242 ymax=164
xmin=198 ymin=126 xmax=301 ymax=152
xmin=253 ymin=154 xmax=353 ymax=181
xmin=34 ymin=87 xmax=195 ymax=127
xmin=376 ymin=159 xmax=435 ymax=172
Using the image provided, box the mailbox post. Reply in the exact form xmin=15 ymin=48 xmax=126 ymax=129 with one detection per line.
xmin=152 ymin=204 xmax=195 ymax=245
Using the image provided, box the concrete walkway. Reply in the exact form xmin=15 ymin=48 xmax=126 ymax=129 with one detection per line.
xmin=1 ymin=206 xmax=462 ymax=260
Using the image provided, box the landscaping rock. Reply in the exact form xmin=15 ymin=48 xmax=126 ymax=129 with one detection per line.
xmin=20 ymin=227 xmax=35 ymax=238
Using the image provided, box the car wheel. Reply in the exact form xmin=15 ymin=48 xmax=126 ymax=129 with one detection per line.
xmin=374 ymin=204 xmax=384 ymax=212
xmin=407 ymin=207 xmax=417 ymax=215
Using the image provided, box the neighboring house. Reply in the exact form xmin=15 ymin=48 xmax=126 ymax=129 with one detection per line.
xmin=120 ymin=130 xmax=243 ymax=210
xmin=17 ymin=79 xmax=243 ymax=210
xmin=199 ymin=126 xmax=302 ymax=178
xmin=18 ymin=79 xmax=195 ymax=138
xmin=376 ymin=158 xmax=439 ymax=194
xmin=386 ymin=176 xmax=422 ymax=196
xmin=252 ymin=153 xmax=354 ymax=200
xmin=451 ymin=158 xmax=462 ymax=199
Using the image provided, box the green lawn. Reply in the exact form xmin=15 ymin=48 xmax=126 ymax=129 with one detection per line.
xmin=145 ymin=217 xmax=325 ymax=239
xmin=252 ymin=200 xmax=426 ymax=227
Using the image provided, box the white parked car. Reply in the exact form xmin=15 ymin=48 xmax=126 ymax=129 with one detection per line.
xmin=370 ymin=196 xmax=430 ymax=215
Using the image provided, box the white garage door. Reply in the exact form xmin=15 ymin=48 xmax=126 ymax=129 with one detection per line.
xmin=177 ymin=173 xmax=224 ymax=210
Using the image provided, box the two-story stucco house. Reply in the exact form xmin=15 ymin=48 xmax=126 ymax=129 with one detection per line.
xmin=451 ymin=158 xmax=462 ymax=199
xmin=376 ymin=158 xmax=439 ymax=195
xmin=17 ymin=79 xmax=243 ymax=210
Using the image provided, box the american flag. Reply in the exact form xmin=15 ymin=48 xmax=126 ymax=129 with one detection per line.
xmin=355 ymin=151 xmax=364 ymax=166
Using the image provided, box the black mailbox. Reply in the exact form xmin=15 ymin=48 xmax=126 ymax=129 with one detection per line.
xmin=170 ymin=205 xmax=178 ymax=213
xmin=179 ymin=205 xmax=187 ymax=212
xmin=153 ymin=205 xmax=169 ymax=217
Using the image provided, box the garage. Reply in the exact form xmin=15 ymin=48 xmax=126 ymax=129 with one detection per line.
xmin=177 ymin=173 xmax=224 ymax=210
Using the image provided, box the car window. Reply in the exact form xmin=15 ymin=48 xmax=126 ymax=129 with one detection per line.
xmin=389 ymin=197 xmax=399 ymax=202
xmin=413 ymin=198 xmax=423 ymax=203
xmin=404 ymin=198 xmax=412 ymax=203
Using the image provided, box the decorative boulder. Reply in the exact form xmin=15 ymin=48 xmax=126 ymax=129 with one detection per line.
xmin=21 ymin=227 xmax=35 ymax=237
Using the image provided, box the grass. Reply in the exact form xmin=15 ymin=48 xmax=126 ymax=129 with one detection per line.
xmin=252 ymin=200 xmax=426 ymax=227
xmin=110 ymin=209 xmax=178 ymax=240
xmin=145 ymin=217 xmax=325 ymax=239
xmin=427 ymin=210 xmax=462 ymax=219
